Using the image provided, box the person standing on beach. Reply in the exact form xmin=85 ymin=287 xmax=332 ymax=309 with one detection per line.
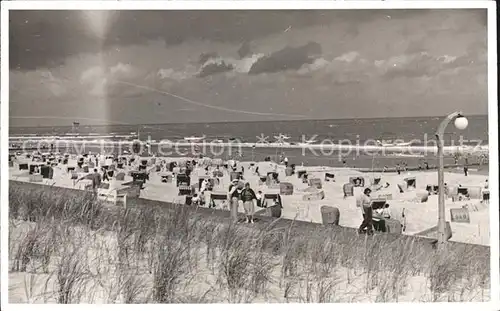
xmin=92 ymin=168 xmax=101 ymax=192
xmin=357 ymin=188 xmax=373 ymax=235
xmin=443 ymin=183 xmax=449 ymax=199
xmin=102 ymin=167 xmax=110 ymax=182
xmin=481 ymin=179 xmax=489 ymax=203
xmin=228 ymin=179 xmax=240 ymax=223
xmin=200 ymin=178 xmax=208 ymax=193
xmin=256 ymin=190 xmax=265 ymax=207
xmin=241 ymin=182 xmax=257 ymax=223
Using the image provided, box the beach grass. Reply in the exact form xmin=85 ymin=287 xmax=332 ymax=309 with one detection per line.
xmin=8 ymin=182 xmax=490 ymax=303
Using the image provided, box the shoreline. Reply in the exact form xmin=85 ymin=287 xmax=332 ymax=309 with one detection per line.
xmin=9 ymin=145 xmax=489 ymax=173
xmin=9 ymin=139 xmax=489 ymax=154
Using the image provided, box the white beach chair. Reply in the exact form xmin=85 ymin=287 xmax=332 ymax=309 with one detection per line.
xmin=97 ymin=183 xmax=128 ymax=206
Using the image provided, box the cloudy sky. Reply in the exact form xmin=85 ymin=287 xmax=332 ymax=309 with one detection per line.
xmin=9 ymin=9 xmax=488 ymax=127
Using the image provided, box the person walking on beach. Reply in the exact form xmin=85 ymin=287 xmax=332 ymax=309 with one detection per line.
xmin=241 ymin=182 xmax=258 ymax=223
xmin=357 ymin=188 xmax=373 ymax=235
xmin=228 ymin=179 xmax=241 ymax=223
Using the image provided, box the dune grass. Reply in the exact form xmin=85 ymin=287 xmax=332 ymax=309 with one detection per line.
xmin=8 ymin=182 xmax=490 ymax=303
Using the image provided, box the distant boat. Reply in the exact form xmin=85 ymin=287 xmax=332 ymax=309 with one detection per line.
xmin=184 ymin=135 xmax=206 ymax=142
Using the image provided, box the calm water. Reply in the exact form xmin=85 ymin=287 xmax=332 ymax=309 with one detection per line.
xmin=9 ymin=115 xmax=489 ymax=169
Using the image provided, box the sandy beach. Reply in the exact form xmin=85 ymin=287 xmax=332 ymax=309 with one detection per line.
xmin=8 ymin=152 xmax=490 ymax=246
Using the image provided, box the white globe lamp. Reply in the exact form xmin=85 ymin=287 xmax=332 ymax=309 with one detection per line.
xmin=454 ymin=116 xmax=468 ymax=130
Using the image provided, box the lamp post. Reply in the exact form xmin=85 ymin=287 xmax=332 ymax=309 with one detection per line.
xmin=435 ymin=111 xmax=468 ymax=245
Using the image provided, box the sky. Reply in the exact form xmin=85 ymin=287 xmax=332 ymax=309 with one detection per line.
xmin=9 ymin=9 xmax=488 ymax=127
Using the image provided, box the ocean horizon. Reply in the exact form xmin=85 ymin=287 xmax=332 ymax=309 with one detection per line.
xmin=10 ymin=115 xmax=489 ymax=144
xmin=9 ymin=115 xmax=489 ymax=169
xmin=9 ymin=114 xmax=488 ymax=129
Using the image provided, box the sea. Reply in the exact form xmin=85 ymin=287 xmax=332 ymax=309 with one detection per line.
xmin=9 ymin=115 xmax=489 ymax=169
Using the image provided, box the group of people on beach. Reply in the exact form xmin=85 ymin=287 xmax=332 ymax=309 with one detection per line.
xmin=228 ymin=179 xmax=258 ymax=223
xmin=226 ymin=177 xmax=280 ymax=224
xmin=170 ymin=157 xmax=263 ymax=224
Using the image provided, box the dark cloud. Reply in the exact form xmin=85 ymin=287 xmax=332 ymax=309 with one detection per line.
xmin=197 ymin=61 xmax=234 ymax=78
xmin=10 ymin=10 xmax=460 ymax=71
xmin=9 ymin=9 xmax=488 ymax=126
xmin=249 ymin=42 xmax=322 ymax=75
xmin=9 ymin=10 xmax=330 ymax=70
xmin=9 ymin=11 xmax=101 ymax=70
xmin=196 ymin=52 xmax=235 ymax=78
xmin=195 ymin=41 xmax=323 ymax=77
